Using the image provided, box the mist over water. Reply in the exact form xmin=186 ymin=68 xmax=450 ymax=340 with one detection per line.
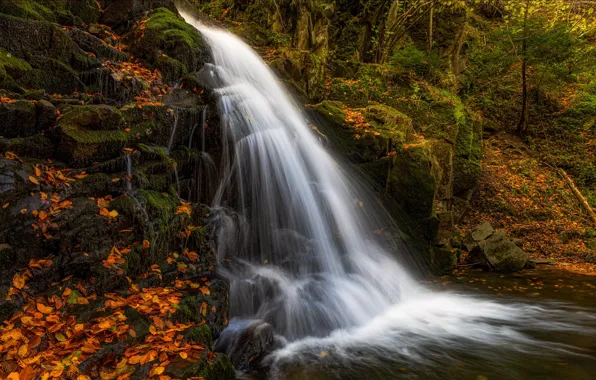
xmin=179 ymin=10 xmax=596 ymax=379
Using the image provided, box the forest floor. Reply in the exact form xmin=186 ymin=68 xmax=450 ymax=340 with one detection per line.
xmin=458 ymin=132 xmax=596 ymax=276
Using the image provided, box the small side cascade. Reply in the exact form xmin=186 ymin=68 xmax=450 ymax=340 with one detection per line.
xmin=167 ymin=107 xmax=180 ymax=154
xmin=124 ymin=150 xmax=133 ymax=191
xmin=173 ymin=164 xmax=181 ymax=197
xmin=188 ymin=107 xmax=208 ymax=150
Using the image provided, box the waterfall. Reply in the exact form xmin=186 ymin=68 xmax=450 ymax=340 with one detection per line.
xmin=125 ymin=152 xmax=133 ymax=191
xmin=179 ymin=10 xmax=595 ymax=379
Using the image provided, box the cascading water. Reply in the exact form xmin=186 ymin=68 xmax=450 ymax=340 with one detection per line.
xmin=179 ymin=10 xmax=596 ymax=379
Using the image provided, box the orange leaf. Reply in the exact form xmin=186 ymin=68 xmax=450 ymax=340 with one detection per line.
xmin=152 ymin=367 xmax=165 ymax=376
xmin=36 ymin=303 xmax=53 ymax=314
xmin=179 ymin=352 xmax=188 ymax=359
xmin=29 ymin=176 xmax=39 ymax=185
xmin=18 ymin=344 xmax=28 ymax=358
xmin=7 ymin=373 xmax=19 ymax=380
xmin=143 ymin=240 xmax=150 ymax=249
xmin=12 ymin=273 xmax=25 ymax=289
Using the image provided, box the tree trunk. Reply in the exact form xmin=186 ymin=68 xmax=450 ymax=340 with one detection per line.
xmin=517 ymin=0 xmax=530 ymax=136
xmin=428 ymin=2 xmax=434 ymax=52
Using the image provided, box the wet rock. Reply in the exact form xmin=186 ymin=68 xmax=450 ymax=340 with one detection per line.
xmin=174 ymin=278 xmax=230 ymax=337
xmin=55 ymin=105 xmax=128 ymax=166
xmin=214 ymin=319 xmax=275 ymax=373
xmin=165 ymin=353 xmax=235 ymax=380
xmin=4 ymin=134 xmax=54 ymax=158
xmin=483 ymin=230 xmax=530 ymax=272
xmin=129 ymin=8 xmax=204 ymax=81
xmin=185 ymin=324 xmax=214 ymax=350
xmin=0 ymin=100 xmax=36 ymax=138
xmin=101 ymin=0 xmax=177 ymax=27
xmin=66 ymin=28 xmax=131 ymax=62
xmin=312 ymin=100 xmax=415 ymax=163
xmin=387 ymin=143 xmax=438 ymax=222
xmin=464 ymin=222 xmax=530 ymax=272
xmin=464 ymin=221 xmax=494 ymax=251
xmin=0 ymin=158 xmax=24 ymax=203
xmin=35 ymin=100 xmax=57 ymax=131
xmin=0 ymin=14 xmax=97 ymax=71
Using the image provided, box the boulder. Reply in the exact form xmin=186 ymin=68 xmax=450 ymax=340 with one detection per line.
xmin=464 ymin=222 xmax=530 ymax=272
xmin=0 ymin=0 xmax=100 ymax=25
xmin=129 ymin=8 xmax=204 ymax=81
xmin=311 ymin=100 xmax=415 ymax=164
xmin=0 ymin=100 xmax=37 ymax=138
xmin=0 ymin=14 xmax=97 ymax=71
xmin=214 ymin=319 xmax=275 ymax=373
xmin=464 ymin=221 xmax=494 ymax=251
xmin=101 ymin=0 xmax=177 ymax=26
xmin=55 ymin=105 xmax=129 ymax=166
xmin=483 ymin=230 xmax=530 ymax=272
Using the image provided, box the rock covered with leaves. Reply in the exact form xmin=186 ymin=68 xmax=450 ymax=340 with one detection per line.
xmin=0 ymin=1 xmax=233 ymax=379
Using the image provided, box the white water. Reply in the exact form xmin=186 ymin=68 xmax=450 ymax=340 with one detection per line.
xmin=179 ymin=11 xmax=595 ymax=378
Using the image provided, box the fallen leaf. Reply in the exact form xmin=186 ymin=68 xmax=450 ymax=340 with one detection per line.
xmin=12 ymin=273 xmax=25 ymax=289
xmin=36 ymin=303 xmax=53 ymax=314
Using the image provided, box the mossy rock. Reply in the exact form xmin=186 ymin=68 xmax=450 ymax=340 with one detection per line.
xmin=0 ymin=13 xmax=98 ymax=71
xmin=0 ymin=47 xmax=32 ymax=79
xmin=69 ymin=173 xmax=112 ymax=197
xmin=0 ymin=100 xmax=37 ymax=138
xmin=66 ymin=28 xmax=130 ymax=62
xmin=101 ymin=0 xmax=177 ymax=26
xmin=165 ymin=353 xmax=235 ymax=380
xmin=174 ymin=279 xmax=230 ymax=336
xmin=0 ymin=0 xmax=56 ymax=22
xmin=56 ymin=105 xmax=130 ymax=166
xmin=0 ymin=0 xmax=100 ymax=24
xmin=312 ymin=100 xmax=413 ymax=163
xmin=453 ymin=115 xmax=482 ymax=195
xmin=130 ymin=8 xmax=204 ymax=80
xmin=269 ymin=47 xmax=327 ymax=101
xmin=18 ymin=56 xmax=86 ymax=94
xmin=4 ymin=134 xmax=54 ymax=158
xmin=185 ymin=324 xmax=214 ymax=351
xmin=387 ymin=143 xmax=438 ymax=221
xmin=59 ymin=105 xmax=125 ymax=131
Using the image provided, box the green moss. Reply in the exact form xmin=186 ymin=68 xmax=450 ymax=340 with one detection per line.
xmin=174 ymin=295 xmax=202 ymax=324
xmin=5 ymin=134 xmax=53 ymax=158
xmin=0 ymin=0 xmax=56 ymax=22
xmin=60 ymin=105 xmax=125 ymax=131
xmin=165 ymin=353 xmax=235 ymax=380
xmin=132 ymin=8 xmax=203 ymax=76
xmin=185 ymin=324 xmax=213 ymax=351
xmin=0 ymin=47 xmax=32 ymax=78
xmin=387 ymin=143 xmax=437 ymax=221
xmin=155 ymin=55 xmax=186 ymax=81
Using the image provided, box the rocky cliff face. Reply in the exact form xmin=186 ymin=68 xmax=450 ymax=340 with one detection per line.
xmin=0 ymin=1 xmax=235 ymax=378
xmin=193 ymin=0 xmax=482 ymax=271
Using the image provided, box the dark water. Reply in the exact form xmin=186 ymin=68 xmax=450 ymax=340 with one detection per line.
xmin=240 ymin=267 xmax=596 ymax=380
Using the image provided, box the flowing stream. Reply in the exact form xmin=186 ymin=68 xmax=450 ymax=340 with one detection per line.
xmin=179 ymin=11 xmax=596 ymax=379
